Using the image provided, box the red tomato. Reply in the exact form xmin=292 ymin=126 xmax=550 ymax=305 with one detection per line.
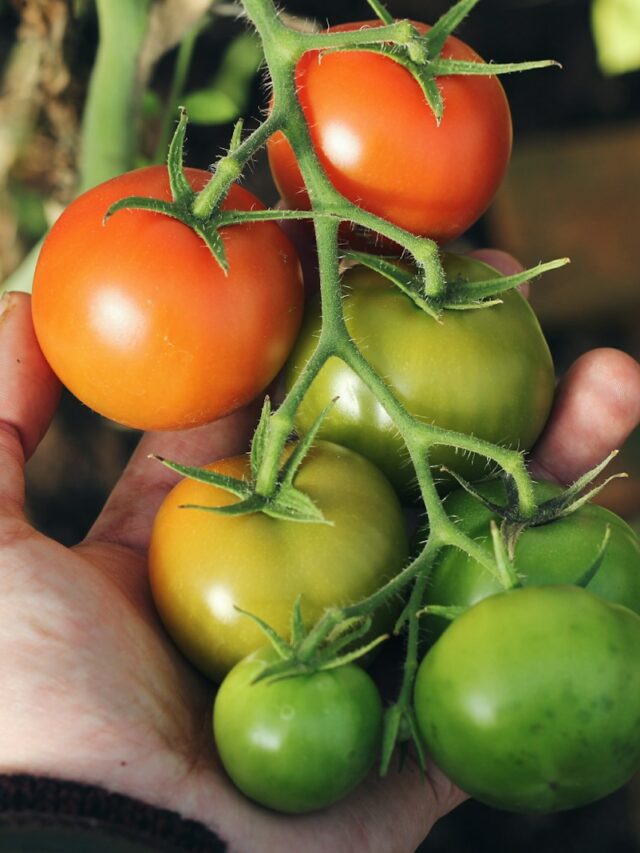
xmin=267 ymin=21 xmax=512 ymax=245
xmin=32 ymin=166 xmax=303 ymax=431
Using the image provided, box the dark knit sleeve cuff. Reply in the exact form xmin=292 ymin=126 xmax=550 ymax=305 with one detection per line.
xmin=0 ymin=774 xmax=226 ymax=852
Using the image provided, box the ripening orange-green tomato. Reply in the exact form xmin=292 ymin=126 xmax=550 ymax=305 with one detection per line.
xmin=32 ymin=166 xmax=303 ymax=431
xmin=149 ymin=441 xmax=409 ymax=681
xmin=285 ymin=255 xmax=555 ymax=495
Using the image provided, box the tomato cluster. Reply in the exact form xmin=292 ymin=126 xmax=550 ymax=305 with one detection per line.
xmin=30 ymin=8 xmax=640 ymax=823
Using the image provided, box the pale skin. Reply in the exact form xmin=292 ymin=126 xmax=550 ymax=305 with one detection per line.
xmin=1 ymin=251 xmax=639 ymax=852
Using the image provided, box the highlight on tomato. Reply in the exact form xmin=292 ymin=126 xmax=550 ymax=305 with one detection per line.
xmin=285 ymin=254 xmax=555 ymax=495
xmin=149 ymin=440 xmax=409 ymax=681
xmin=267 ymin=20 xmax=512 ymax=246
xmin=32 ymin=165 xmax=303 ymax=431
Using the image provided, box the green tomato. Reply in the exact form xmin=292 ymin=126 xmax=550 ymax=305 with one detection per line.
xmin=149 ymin=441 xmax=408 ymax=681
xmin=414 ymin=585 xmax=640 ymax=812
xmin=214 ymin=647 xmax=383 ymax=813
xmin=426 ymin=480 xmax=640 ymax=639
xmin=285 ymin=254 xmax=554 ymax=496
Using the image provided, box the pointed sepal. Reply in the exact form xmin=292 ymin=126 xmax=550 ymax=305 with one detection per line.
xmin=250 ymin=396 xmax=272 ymax=482
xmin=233 ymin=605 xmax=292 ymax=661
xmin=263 ymin=484 xmax=330 ymax=524
xmin=343 ymin=250 xmax=441 ymax=318
xmin=444 ymin=258 xmax=570 ymax=305
xmin=167 ymin=106 xmax=194 ymax=204
xmin=152 ymin=455 xmax=251 ymax=498
xmin=103 ymin=197 xmax=182 ymax=226
xmin=193 ymin=220 xmax=229 ymax=272
xmin=431 ymin=57 xmax=562 ymax=76
xmin=280 ymin=399 xmax=336 ymax=488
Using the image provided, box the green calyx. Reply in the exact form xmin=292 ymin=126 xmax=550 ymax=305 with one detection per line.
xmin=235 ymin=597 xmax=389 ymax=685
xmin=104 ymin=107 xmax=231 ymax=271
xmin=326 ymin=0 xmax=560 ymax=124
xmin=153 ymin=397 xmax=340 ymax=524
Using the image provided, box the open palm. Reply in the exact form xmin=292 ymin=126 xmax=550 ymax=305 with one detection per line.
xmin=1 ymin=280 xmax=639 ymax=851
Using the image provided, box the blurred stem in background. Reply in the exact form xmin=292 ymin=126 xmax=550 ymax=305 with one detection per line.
xmin=592 ymin=0 xmax=640 ymax=75
xmin=0 ymin=0 xmax=262 ymax=291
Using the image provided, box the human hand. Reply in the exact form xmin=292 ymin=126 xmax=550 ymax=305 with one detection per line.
xmin=0 ymin=281 xmax=638 ymax=851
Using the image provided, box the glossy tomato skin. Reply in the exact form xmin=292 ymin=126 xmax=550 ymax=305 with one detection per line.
xmin=267 ymin=21 xmax=512 ymax=245
xmin=32 ymin=166 xmax=303 ymax=431
xmin=426 ymin=480 xmax=640 ymax=638
xmin=214 ymin=646 xmax=383 ymax=813
xmin=414 ymin=585 xmax=640 ymax=812
xmin=149 ymin=441 xmax=408 ymax=681
xmin=285 ymin=255 xmax=555 ymax=495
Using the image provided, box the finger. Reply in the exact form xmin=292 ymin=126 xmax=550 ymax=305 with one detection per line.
xmin=86 ymin=399 xmax=260 ymax=554
xmin=530 ymin=348 xmax=640 ymax=484
xmin=467 ymin=248 xmax=529 ymax=299
xmin=0 ymin=292 xmax=60 ymax=514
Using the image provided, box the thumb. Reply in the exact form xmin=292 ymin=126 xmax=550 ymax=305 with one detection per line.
xmin=0 ymin=292 xmax=60 ymax=514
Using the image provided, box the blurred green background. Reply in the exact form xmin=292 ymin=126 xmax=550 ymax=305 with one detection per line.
xmin=1 ymin=0 xmax=639 ymax=849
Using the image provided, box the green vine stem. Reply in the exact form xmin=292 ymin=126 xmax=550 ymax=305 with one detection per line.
xmin=173 ymin=0 xmax=553 ymax=755
xmin=144 ymin=0 xmax=546 ymax=668
xmin=2 ymin=0 xmax=152 ymax=293
xmin=79 ymin=0 xmax=152 ymax=192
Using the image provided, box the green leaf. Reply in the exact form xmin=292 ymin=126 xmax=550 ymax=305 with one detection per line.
xmin=263 ymin=485 xmax=330 ymax=524
xmin=250 ymin=397 xmax=272 ymax=482
xmin=182 ymin=89 xmax=243 ymax=125
xmin=592 ymin=0 xmax=640 ymax=75
xmin=182 ymin=32 xmax=263 ymax=126
xmin=141 ymin=89 xmax=162 ymax=119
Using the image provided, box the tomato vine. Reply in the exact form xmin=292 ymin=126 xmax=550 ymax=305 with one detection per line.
xmin=137 ymin=0 xmax=598 ymax=767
